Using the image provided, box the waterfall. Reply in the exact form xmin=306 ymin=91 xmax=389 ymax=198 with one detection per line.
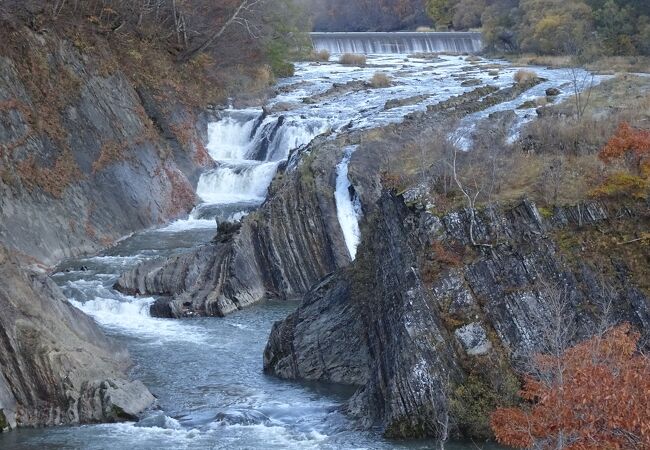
xmin=196 ymin=161 xmax=280 ymax=205
xmin=195 ymin=111 xmax=328 ymax=214
xmin=310 ymin=32 xmax=483 ymax=55
xmin=335 ymin=146 xmax=362 ymax=260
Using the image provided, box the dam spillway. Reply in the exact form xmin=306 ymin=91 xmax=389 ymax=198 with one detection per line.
xmin=310 ymin=31 xmax=484 ymax=55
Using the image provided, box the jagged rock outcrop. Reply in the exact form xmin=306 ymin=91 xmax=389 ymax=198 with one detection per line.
xmin=0 ymin=245 xmax=154 ymax=431
xmin=263 ymin=193 xmax=650 ymax=439
xmin=114 ymin=80 xmax=539 ymax=319
xmin=115 ymin=137 xmax=353 ymax=317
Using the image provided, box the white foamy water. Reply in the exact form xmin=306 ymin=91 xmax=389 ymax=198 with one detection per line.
xmin=71 ymin=296 xmax=209 ymax=344
xmin=335 ymin=147 xmax=362 ymax=260
xmin=197 ymin=161 xmax=279 ymax=205
xmin=311 ymin=31 xmax=483 ymax=55
xmin=206 ymin=113 xmax=260 ymax=160
xmin=155 ymin=217 xmax=217 ymax=232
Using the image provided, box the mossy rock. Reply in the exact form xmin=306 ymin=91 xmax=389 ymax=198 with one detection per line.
xmin=517 ymin=100 xmax=537 ymax=109
xmin=0 ymin=409 xmax=9 ymax=432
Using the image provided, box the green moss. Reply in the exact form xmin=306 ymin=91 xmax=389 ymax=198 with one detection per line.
xmin=450 ymin=372 xmax=520 ymax=440
xmin=538 ymin=206 xmax=553 ymax=218
xmin=0 ymin=409 xmax=9 ymax=431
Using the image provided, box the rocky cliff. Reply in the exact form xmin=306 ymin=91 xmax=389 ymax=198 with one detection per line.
xmin=0 ymin=25 xmax=213 ymax=431
xmin=0 ymin=26 xmax=209 ymax=268
xmin=0 ymin=245 xmax=155 ymax=431
xmin=263 ymin=193 xmax=650 ymax=439
xmin=113 ymin=78 xmax=544 ymax=318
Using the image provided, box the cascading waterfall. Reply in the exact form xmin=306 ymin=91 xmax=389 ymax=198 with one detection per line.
xmin=195 ymin=111 xmax=329 ymax=211
xmin=196 ymin=161 xmax=280 ymax=205
xmin=310 ymin=32 xmax=484 ymax=55
xmin=335 ymin=146 xmax=362 ymax=260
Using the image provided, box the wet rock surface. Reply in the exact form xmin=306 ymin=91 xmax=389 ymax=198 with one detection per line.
xmin=116 ymin=137 xmax=352 ymax=317
xmin=0 ymin=245 xmax=154 ymax=430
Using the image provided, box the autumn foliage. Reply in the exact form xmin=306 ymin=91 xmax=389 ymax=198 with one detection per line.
xmin=599 ymin=122 xmax=650 ymax=173
xmin=593 ymin=122 xmax=650 ymax=199
xmin=490 ymin=324 xmax=650 ymax=449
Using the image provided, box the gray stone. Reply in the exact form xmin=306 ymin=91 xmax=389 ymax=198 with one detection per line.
xmin=454 ymin=322 xmax=492 ymax=356
xmin=0 ymin=246 xmax=154 ymax=428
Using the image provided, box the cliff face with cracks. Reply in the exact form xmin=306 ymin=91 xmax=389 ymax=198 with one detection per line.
xmin=0 ymin=26 xmax=215 ymax=430
xmin=263 ymin=193 xmax=650 ymax=439
xmin=0 ymin=27 xmax=209 ymax=267
xmin=0 ymin=245 xmax=154 ymax=431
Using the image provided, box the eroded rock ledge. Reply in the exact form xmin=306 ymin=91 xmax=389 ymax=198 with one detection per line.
xmin=263 ymin=193 xmax=650 ymax=439
xmin=115 ymin=137 xmax=353 ymax=317
xmin=0 ymin=246 xmax=154 ymax=431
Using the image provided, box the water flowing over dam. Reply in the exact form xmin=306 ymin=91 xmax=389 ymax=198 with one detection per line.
xmin=310 ymin=31 xmax=484 ymax=54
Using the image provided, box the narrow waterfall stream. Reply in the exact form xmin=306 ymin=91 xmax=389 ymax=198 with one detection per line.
xmin=1 ymin=50 xmax=599 ymax=449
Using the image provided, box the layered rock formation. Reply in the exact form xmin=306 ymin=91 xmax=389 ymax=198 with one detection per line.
xmin=0 ymin=26 xmax=208 ymax=267
xmin=0 ymin=25 xmax=208 ymax=430
xmin=0 ymin=245 xmax=154 ymax=431
xmin=263 ymin=193 xmax=650 ymax=439
xmin=115 ymin=137 xmax=352 ymax=316
xmin=114 ymin=79 xmax=545 ymax=318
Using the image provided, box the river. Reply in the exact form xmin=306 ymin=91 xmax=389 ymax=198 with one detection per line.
xmin=0 ymin=50 xmax=594 ymax=449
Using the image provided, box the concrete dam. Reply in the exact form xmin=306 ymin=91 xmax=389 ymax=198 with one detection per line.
xmin=310 ymin=31 xmax=484 ymax=55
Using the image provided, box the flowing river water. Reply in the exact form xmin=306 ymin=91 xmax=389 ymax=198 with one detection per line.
xmin=0 ymin=52 xmax=596 ymax=449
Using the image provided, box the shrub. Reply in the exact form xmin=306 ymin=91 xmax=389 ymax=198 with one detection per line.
xmin=309 ymin=49 xmax=330 ymax=62
xmin=513 ymin=69 xmax=538 ymax=84
xmin=339 ymin=53 xmax=366 ymax=66
xmin=599 ymin=122 xmax=650 ymax=173
xmin=491 ymin=324 xmax=650 ymax=450
xmin=369 ymin=72 xmax=391 ymax=88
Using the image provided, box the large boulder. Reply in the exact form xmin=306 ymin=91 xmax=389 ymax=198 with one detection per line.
xmin=0 ymin=246 xmax=154 ymax=430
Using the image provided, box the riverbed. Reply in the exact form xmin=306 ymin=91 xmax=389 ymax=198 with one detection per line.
xmin=0 ymin=52 xmax=594 ymax=449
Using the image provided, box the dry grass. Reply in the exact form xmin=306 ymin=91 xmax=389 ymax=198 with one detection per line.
xmin=586 ymin=56 xmax=650 ymax=74
xmin=371 ymin=74 xmax=650 ymax=212
xmin=92 ymin=140 xmax=126 ymax=173
xmin=17 ymin=150 xmax=83 ymax=198
xmin=309 ymin=49 xmax=330 ymax=62
xmin=369 ymin=72 xmax=392 ymax=88
xmin=513 ymin=69 xmax=538 ymax=84
xmin=339 ymin=53 xmax=367 ymax=67
xmin=507 ymin=54 xmax=650 ymax=74
xmin=416 ymin=26 xmax=434 ymax=32
xmin=507 ymin=54 xmax=574 ymax=68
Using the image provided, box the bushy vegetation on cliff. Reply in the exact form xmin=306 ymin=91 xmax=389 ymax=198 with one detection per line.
xmin=491 ymin=324 xmax=650 ymax=449
xmin=0 ymin=0 xmax=309 ymax=100
xmin=426 ymin=0 xmax=650 ymax=57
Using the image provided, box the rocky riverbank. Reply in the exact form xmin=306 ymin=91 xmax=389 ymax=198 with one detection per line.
xmin=0 ymin=245 xmax=155 ymax=431
xmin=264 ymin=192 xmax=650 ymax=439
xmin=0 ymin=24 xmax=211 ymax=431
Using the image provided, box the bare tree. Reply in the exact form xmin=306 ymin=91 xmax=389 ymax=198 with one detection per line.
xmin=446 ymin=137 xmax=494 ymax=248
xmin=568 ymin=67 xmax=594 ymax=121
xmin=179 ymin=0 xmax=266 ymax=62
